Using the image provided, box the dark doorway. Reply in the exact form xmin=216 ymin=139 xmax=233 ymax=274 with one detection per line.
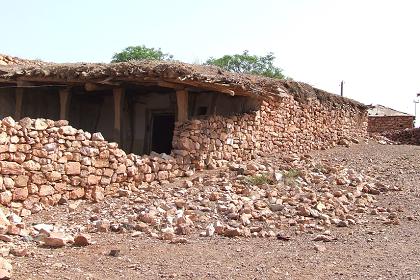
xmin=151 ymin=114 xmax=175 ymax=154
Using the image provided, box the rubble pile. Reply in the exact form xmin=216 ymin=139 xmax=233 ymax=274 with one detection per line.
xmin=0 ymin=154 xmax=400 ymax=245
xmin=67 ymin=155 xmax=398 ymax=240
xmin=382 ymin=128 xmax=420 ymax=146
xmin=0 ymin=140 xmax=401 ymax=278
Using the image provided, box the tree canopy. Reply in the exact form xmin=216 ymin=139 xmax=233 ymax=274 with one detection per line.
xmin=111 ymin=45 xmax=173 ymax=62
xmin=205 ymin=50 xmax=285 ymax=79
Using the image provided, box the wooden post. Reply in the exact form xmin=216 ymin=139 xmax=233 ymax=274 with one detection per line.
xmin=59 ymin=87 xmax=71 ymax=120
xmin=15 ymin=81 xmax=28 ymax=120
xmin=113 ymin=87 xmax=125 ymax=144
xmin=176 ymin=89 xmax=188 ymax=122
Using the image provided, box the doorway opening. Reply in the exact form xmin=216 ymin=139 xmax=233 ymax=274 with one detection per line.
xmin=150 ymin=113 xmax=175 ymax=154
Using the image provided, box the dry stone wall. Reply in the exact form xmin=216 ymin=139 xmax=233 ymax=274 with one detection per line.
xmin=0 ymin=117 xmax=188 ymax=216
xmin=368 ymin=116 xmax=414 ymax=133
xmin=172 ymin=96 xmax=367 ymax=169
xmin=0 ymin=94 xmax=367 ymax=217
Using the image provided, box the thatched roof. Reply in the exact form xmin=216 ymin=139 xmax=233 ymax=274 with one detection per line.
xmin=0 ymin=57 xmax=366 ymax=110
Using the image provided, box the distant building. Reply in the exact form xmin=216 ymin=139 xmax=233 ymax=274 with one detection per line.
xmin=367 ymin=104 xmax=414 ymax=133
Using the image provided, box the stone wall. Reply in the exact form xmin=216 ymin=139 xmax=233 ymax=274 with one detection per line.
xmin=368 ymin=116 xmax=414 ymax=133
xmin=0 ymin=117 xmax=189 ymax=216
xmin=172 ymin=95 xmax=367 ymax=169
xmin=0 ymin=93 xmax=367 ymax=216
xmin=382 ymin=127 xmax=420 ymax=145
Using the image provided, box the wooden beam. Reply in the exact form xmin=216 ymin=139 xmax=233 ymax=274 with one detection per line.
xmin=168 ymin=80 xmax=236 ymax=96
xmin=113 ymin=87 xmax=125 ymax=145
xmin=15 ymin=81 xmax=28 ymax=120
xmin=85 ymin=82 xmax=111 ymax=92
xmin=209 ymin=93 xmax=219 ymax=115
xmin=157 ymin=81 xmax=185 ymax=90
xmin=59 ymin=87 xmax=71 ymax=120
xmin=176 ymin=90 xmax=188 ymax=122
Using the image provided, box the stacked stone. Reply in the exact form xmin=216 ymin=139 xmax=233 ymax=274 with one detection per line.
xmin=382 ymin=127 xmax=420 ymax=145
xmin=0 ymin=117 xmax=186 ymax=216
xmin=0 ymin=54 xmax=44 ymax=66
xmin=368 ymin=116 xmax=414 ymax=133
xmin=173 ymin=96 xmax=367 ymax=170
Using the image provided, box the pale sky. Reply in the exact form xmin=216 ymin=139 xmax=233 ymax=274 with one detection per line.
xmin=2 ymin=0 xmax=419 ymax=125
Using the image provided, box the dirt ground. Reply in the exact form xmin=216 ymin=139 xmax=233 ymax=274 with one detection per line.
xmin=11 ymin=143 xmax=420 ymax=280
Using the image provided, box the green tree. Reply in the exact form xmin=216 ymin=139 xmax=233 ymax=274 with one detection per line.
xmin=111 ymin=45 xmax=173 ymax=62
xmin=206 ymin=50 xmax=285 ymax=79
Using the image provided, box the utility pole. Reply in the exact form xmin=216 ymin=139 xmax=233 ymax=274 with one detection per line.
xmin=340 ymin=81 xmax=344 ymax=97
xmin=415 ymin=97 xmax=419 ymax=127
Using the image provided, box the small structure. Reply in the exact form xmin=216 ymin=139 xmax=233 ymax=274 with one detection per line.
xmin=367 ymin=104 xmax=414 ymax=133
xmin=0 ymin=54 xmax=370 ymax=212
xmin=0 ymin=54 xmax=368 ymax=165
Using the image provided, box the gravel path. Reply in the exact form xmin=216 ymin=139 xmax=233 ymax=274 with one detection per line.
xmin=13 ymin=143 xmax=420 ymax=280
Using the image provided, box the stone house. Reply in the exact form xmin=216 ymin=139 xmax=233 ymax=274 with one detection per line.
xmin=367 ymin=104 xmax=414 ymax=133
xmin=0 ymin=54 xmax=370 ymax=211
xmin=0 ymin=56 xmax=367 ymax=162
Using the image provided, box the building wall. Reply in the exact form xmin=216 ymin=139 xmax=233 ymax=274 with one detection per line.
xmin=368 ymin=116 xmax=414 ymax=133
xmin=0 ymin=92 xmax=367 ymax=215
xmin=172 ymin=95 xmax=367 ymax=169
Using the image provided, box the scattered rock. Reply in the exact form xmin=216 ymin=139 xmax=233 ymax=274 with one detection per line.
xmin=73 ymin=234 xmax=91 ymax=246
xmin=313 ymin=234 xmax=335 ymax=242
xmin=0 ymin=257 xmax=12 ymax=279
xmin=109 ymin=249 xmax=120 ymax=257
xmin=314 ymin=243 xmax=327 ymax=252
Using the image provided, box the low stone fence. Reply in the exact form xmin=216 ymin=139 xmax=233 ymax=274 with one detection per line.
xmin=368 ymin=116 xmax=414 ymax=133
xmin=173 ymin=96 xmax=367 ymax=169
xmin=0 ymin=117 xmax=188 ymax=216
xmin=0 ymin=95 xmax=368 ymax=216
xmin=382 ymin=127 xmax=420 ymax=145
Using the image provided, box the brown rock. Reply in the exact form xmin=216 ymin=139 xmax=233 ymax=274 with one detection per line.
xmin=73 ymin=234 xmax=91 ymax=246
xmin=87 ymin=175 xmax=101 ymax=185
xmin=69 ymin=188 xmax=85 ymax=199
xmin=0 ymin=257 xmax=12 ymax=279
xmin=313 ymin=234 xmax=335 ymax=242
xmin=0 ymin=210 xmax=9 ymax=227
xmin=0 ymin=162 xmax=23 ymax=175
xmin=42 ymin=232 xmax=68 ymax=248
xmin=92 ymin=186 xmax=104 ymax=202
xmin=65 ymin=162 xmax=81 ymax=175
xmin=22 ymin=160 xmax=41 ymax=171
xmin=60 ymin=126 xmax=77 ymax=136
xmin=34 ymin=119 xmax=48 ymax=130
xmin=10 ymin=247 xmax=29 ymax=257
xmin=39 ymin=185 xmax=55 ymax=197
xmin=223 ymin=227 xmax=242 ymax=237
xmin=14 ymin=175 xmax=29 ymax=187
xmin=0 ymin=235 xmax=12 ymax=242
xmin=92 ymin=133 xmax=104 ymax=141
xmin=0 ymin=192 xmax=12 ymax=205
xmin=314 ymin=243 xmax=327 ymax=252
xmin=6 ymin=225 xmax=21 ymax=236
xmin=157 ymin=171 xmax=169 ymax=181
xmin=12 ymin=187 xmax=28 ymax=201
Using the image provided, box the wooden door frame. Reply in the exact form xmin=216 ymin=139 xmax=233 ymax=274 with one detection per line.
xmin=144 ymin=109 xmax=175 ymax=154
